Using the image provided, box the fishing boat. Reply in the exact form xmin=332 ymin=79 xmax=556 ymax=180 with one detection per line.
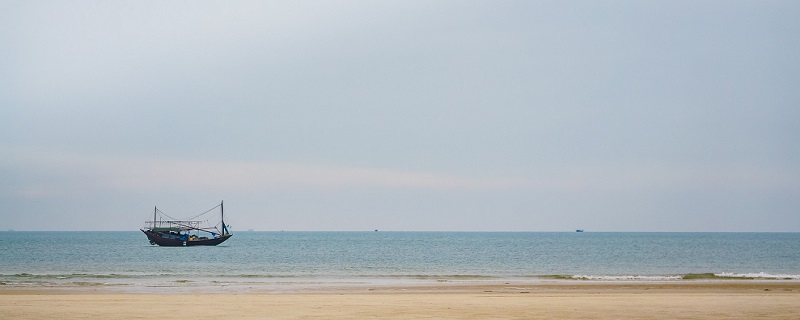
xmin=141 ymin=201 xmax=232 ymax=246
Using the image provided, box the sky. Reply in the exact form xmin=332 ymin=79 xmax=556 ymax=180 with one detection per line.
xmin=1 ymin=0 xmax=799 ymax=231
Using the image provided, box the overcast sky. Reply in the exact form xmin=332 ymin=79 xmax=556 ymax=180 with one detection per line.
xmin=2 ymin=0 xmax=798 ymax=231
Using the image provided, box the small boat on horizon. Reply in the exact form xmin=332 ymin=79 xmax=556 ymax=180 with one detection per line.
xmin=141 ymin=201 xmax=232 ymax=246
xmin=576 ymin=229 xmax=584 ymax=232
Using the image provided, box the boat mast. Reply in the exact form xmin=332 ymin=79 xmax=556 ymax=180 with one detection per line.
xmin=221 ymin=200 xmax=228 ymax=235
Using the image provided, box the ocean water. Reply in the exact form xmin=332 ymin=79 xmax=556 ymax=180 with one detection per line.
xmin=1 ymin=231 xmax=799 ymax=291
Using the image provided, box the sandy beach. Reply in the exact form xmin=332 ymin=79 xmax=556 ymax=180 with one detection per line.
xmin=2 ymin=282 xmax=799 ymax=319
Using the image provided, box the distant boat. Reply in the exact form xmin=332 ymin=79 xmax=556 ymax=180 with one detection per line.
xmin=576 ymin=229 xmax=584 ymax=232
xmin=141 ymin=201 xmax=232 ymax=246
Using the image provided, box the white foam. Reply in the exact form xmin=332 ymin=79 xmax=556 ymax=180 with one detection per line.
xmin=714 ymin=272 xmax=800 ymax=280
xmin=571 ymin=275 xmax=682 ymax=281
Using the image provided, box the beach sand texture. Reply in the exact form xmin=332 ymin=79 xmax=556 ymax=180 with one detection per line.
xmin=2 ymin=282 xmax=799 ymax=319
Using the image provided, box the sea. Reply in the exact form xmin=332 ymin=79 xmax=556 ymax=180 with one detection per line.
xmin=1 ymin=231 xmax=799 ymax=292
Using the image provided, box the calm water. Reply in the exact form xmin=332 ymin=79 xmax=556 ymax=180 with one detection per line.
xmin=1 ymin=231 xmax=799 ymax=290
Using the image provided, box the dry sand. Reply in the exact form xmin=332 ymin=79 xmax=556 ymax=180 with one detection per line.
xmin=2 ymin=282 xmax=799 ymax=319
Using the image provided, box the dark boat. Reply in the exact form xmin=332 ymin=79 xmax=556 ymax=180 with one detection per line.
xmin=141 ymin=201 xmax=232 ymax=246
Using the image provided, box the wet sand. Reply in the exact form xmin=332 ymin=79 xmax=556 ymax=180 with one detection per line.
xmin=2 ymin=282 xmax=799 ymax=319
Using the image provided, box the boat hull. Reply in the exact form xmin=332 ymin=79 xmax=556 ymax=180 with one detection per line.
xmin=141 ymin=229 xmax=232 ymax=246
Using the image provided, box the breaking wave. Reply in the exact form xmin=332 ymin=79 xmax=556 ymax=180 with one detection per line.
xmin=570 ymin=275 xmax=683 ymax=281
xmin=714 ymin=272 xmax=800 ymax=280
xmin=563 ymin=272 xmax=800 ymax=281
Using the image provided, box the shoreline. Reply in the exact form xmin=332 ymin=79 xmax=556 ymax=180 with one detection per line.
xmin=3 ymin=272 xmax=799 ymax=294
xmin=3 ymin=279 xmax=800 ymax=294
xmin=2 ymin=282 xmax=799 ymax=319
